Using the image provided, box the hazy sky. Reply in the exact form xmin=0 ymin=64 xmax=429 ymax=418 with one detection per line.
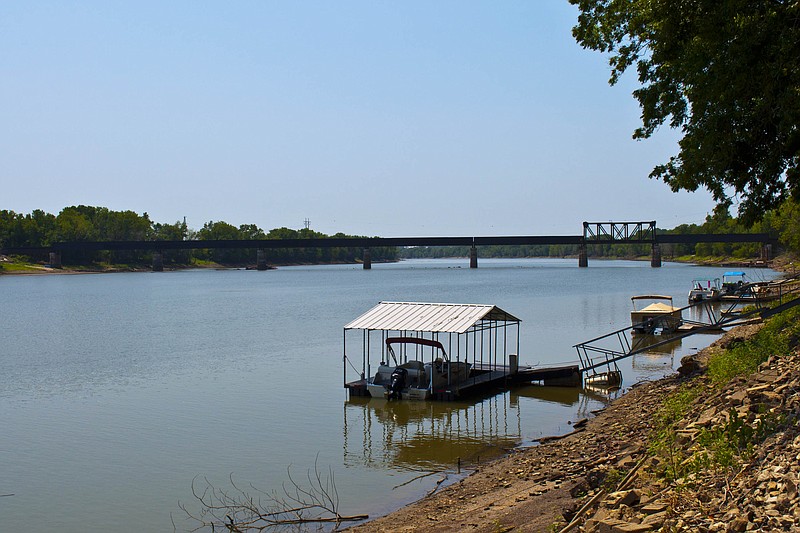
xmin=2 ymin=1 xmax=717 ymax=236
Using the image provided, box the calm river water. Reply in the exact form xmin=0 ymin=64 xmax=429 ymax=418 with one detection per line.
xmin=0 ymin=258 xmax=779 ymax=532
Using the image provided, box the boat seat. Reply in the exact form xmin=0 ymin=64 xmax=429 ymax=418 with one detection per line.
xmin=400 ymin=361 xmax=425 ymax=371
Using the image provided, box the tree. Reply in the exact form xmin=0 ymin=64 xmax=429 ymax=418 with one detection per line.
xmin=196 ymin=220 xmax=262 ymax=263
xmin=570 ymin=0 xmax=800 ymax=224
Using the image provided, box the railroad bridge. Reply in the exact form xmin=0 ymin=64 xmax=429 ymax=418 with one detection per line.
xmin=1 ymin=221 xmax=776 ymax=271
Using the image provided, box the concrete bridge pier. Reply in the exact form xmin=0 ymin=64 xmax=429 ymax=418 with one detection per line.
xmin=152 ymin=252 xmax=164 ymax=272
xmin=256 ymin=249 xmax=269 ymax=271
xmin=761 ymin=243 xmax=772 ymax=262
xmin=48 ymin=251 xmax=62 ymax=269
xmin=469 ymin=246 xmax=478 ymax=268
xmin=362 ymin=248 xmax=371 ymax=270
xmin=651 ymin=243 xmax=662 ymax=267
xmin=578 ymin=243 xmax=588 ymax=268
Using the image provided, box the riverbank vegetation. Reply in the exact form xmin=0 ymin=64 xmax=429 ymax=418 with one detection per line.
xmin=0 ymin=206 xmax=397 ymax=269
xmin=650 ymin=301 xmax=800 ymax=484
xmin=2 ymin=199 xmax=799 ymax=270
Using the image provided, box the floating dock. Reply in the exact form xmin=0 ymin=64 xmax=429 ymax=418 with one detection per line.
xmin=346 ymin=363 xmax=582 ymax=401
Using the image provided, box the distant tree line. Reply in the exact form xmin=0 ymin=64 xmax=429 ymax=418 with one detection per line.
xmin=0 ymin=206 xmax=397 ymax=267
xmin=400 ymin=199 xmax=800 ymax=260
xmin=3 ymin=200 xmax=799 ymax=266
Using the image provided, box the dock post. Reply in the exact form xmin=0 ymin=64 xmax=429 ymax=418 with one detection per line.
xmin=256 ymin=249 xmax=268 ymax=271
xmin=578 ymin=243 xmax=588 ymax=267
xmin=362 ymin=248 xmax=371 ymax=269
xmin=48 ymin=251 xmax=62 ymax=269
xmin=152 ymin=251 xmax=164 ymax=272
xmin=469 ymin=245 xmax=478 ymax=268
xmin=651 ymin=243 xmax=662 ymax=268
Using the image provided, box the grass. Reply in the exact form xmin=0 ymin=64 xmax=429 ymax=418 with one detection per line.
xmin=648 ymin=302 xmax=800 ymax=483
xmin=708 ymin=300 xmax=800 ymax=384
xmin=648 ymin=385 xmax=702 ymax=481
xmin=0 ymin=260 xmax=44 ymax=272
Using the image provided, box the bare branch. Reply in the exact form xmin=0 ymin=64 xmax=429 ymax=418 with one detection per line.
xmin=178 ymin=459 xmax=368 ymax=532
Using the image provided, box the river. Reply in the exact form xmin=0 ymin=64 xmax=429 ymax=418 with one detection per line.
xmin=0 ymin=258 xmax=779 ymax=531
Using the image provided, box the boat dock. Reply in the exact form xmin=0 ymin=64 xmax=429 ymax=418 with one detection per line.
xmin=346 ymin=362 xmax=581 ymax=401
xmin=576 ymin=281 xmax=800 ymax=379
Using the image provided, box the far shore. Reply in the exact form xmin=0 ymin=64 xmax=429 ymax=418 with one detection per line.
xmin=1 ymin=254 xmax=787 ymax=277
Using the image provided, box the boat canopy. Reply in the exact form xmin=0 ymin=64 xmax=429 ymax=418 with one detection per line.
xmin=386 ymin=336 xmax=446 ymax=351
xmin=344 ymin=301 xmax=520 ymax=334
xmin=723 ymin=271 xmax=746 ymax=277
xmin=631 ymin=295 xmax=673 ymax=301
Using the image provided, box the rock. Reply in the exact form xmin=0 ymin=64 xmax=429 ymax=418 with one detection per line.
xmin=588 ymin=518 xmax=654 ymax=533
xmin=639 ymin=502 xmax=668 ymax=514
xmin=726 ymin=389 xmax=748 ymax=406
xmin=605 ymin=489 xmax=641 ymax=509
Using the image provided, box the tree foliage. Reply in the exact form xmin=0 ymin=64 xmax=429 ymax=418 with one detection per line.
xmin=0 ymin=206 xmax=396 ymax=267
xmin=570 ymin=0 xmax=800 ymax=224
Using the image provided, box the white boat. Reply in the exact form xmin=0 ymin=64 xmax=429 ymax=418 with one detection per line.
xmin=630 ymin=295 xmax=683 ymax=334
xmin=366 ymin=337 xmax=471 ymax=401
xmin=688 ymin=278 xmax=721 ymax=302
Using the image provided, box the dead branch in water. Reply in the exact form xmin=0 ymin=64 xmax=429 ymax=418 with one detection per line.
xmin=177 ymin=458 xmax=367 ymax=532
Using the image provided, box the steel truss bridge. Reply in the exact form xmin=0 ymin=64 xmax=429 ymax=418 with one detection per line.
xmin=0 ymin=221 xmax=778 ymax=270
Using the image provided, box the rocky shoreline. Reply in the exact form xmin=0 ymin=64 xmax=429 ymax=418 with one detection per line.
xmin=347 ymin=319 xmax=800 ymax=532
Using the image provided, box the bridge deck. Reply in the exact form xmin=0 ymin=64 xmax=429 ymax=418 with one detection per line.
xmin=0 ymin=232 xmax=774 ymax=255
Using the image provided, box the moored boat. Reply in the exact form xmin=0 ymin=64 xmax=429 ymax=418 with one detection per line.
xmin=630 ymin=295 xmax=683 ymax=334
xmin=720 ymin=271 xmax=749 ymax=298
xmin=365 ymin=337 xmax=471 ymax=400
xmin=688 ymin=278 xmax=721 ymax=302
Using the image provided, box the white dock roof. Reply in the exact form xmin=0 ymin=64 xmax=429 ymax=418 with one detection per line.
xmin=344 ymin=301 xmax=520 ymax=334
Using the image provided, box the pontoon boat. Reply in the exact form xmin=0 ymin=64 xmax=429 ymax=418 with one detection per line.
xmin=630 ymin=295 xmax=683 ymax=334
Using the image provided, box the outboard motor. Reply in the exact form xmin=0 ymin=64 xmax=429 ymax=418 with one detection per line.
xmin=387 ymin=367 xmax=408 ymax=400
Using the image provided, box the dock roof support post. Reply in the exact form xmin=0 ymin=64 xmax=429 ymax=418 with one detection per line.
xmin=578 ymin=242 xmax=588 ymax=267
xmin=651 ymin=242 xmax=662 ymax=268
xmin=256 ymin=248 xmax=269 ymax=270
xmin=362 ymin=247 xmax=371 ymax=269
xmin=469 ymin=245 xmax=478 ymax=268
xmin=152 ymin=251 xmax=164 ymax=272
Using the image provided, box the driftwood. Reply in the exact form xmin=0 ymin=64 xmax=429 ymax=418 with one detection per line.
xmin=178 ymin=458 xmax=367 ymax=532
xmin=534 ymin=427 xmax=586 ymax=444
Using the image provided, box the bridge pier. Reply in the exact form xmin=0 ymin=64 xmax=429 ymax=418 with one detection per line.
xmin=651 ymin=243 xmax=662 ymax=268
xmin=256 ymin=249 xmax=269 ymax=271
xmin=362 ymin=248 xmax=371 ymax=270
xmin=48 ymin=251 xmax=62 ymax=269
xmin=578 ymin=243 xmax=588 ymax=268
xmin=152 ymin=252 xmax=164 ymax=272
xmin=760 ymin=243 xmax=772 ymax=262
xmin=469 ymin=246 xmax=478 ymax=268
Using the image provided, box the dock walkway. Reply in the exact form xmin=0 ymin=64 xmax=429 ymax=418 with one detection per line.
xmin=346 ymin=363 xmax=582 ymax=402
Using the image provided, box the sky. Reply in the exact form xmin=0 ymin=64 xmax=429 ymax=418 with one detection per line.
xmin=1 ymin=1 xmax=717 ymax=237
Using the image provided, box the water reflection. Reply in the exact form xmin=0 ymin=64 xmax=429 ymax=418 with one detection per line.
xmin=509 ymin=384 xmax=616 ymax=409
xmin=343 ymin=386 xmax=615 ymax=472
xmin=343 ymin=393 xmax=519 ymax=472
